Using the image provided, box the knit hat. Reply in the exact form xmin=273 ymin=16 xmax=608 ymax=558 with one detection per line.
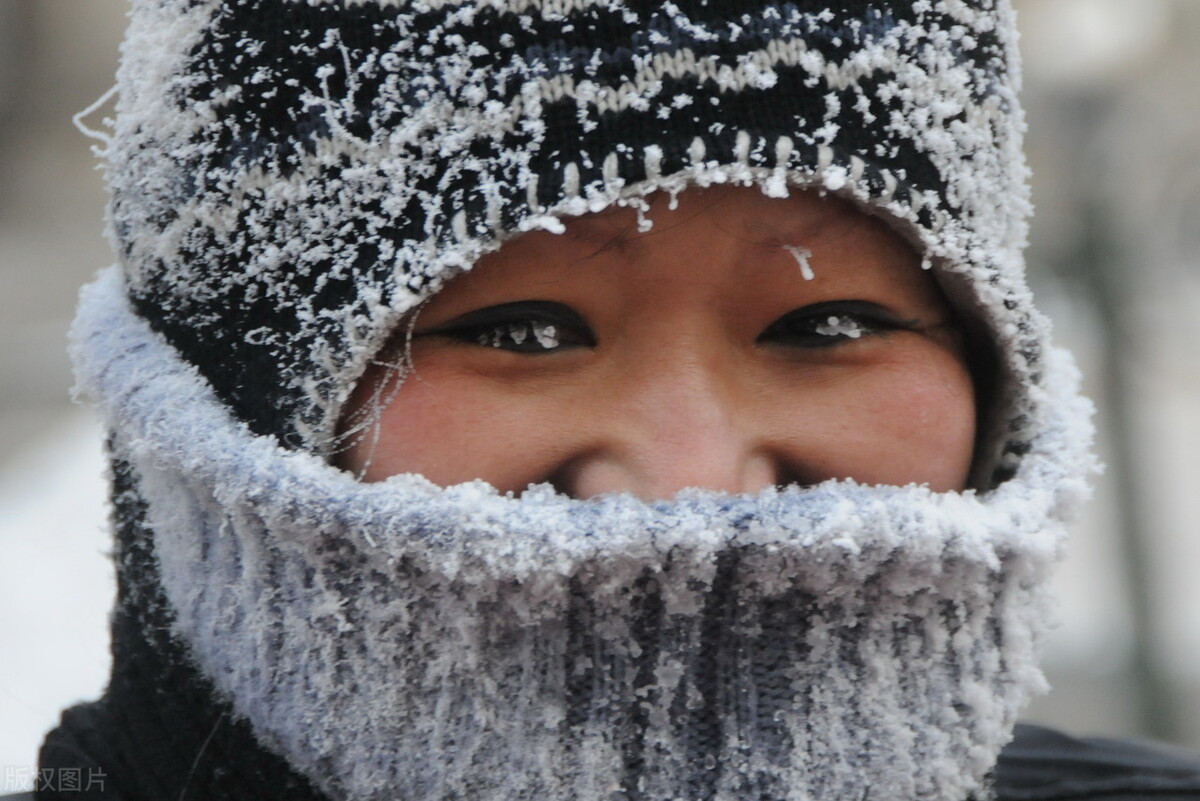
xmin=42 ymin=2 xmax=1095 ymax=800
xmin=113 ymin=0 xmax=1037 ymax=481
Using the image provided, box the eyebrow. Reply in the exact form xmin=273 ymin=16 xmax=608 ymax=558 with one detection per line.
xmin=563 ymin=194 xmax=872 ymax=264
xmin=566 ymin=214 xmax=642 ymax=260
xmin=771 ymin=205 xmax=866 ymax=245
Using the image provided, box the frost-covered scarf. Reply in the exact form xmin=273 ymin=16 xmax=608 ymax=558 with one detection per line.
xmin=74 ymin=268 xmax=1094 ymax=801
xmin=52 ymin=1 xmax=1096 ymax=800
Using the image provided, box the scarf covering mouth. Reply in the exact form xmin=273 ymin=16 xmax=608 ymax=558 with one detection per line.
xmin=74 ymin=268 xmax=1095 ymax=801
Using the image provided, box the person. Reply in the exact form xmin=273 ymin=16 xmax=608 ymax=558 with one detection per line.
xmin=18 ymin=1 xmax=1200 ymax=800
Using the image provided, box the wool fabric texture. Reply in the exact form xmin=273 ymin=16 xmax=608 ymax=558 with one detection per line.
xmin=42 ymin=1 xmax=1097 ymax=800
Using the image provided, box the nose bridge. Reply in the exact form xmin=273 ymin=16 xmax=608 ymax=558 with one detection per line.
xmin=582 ymin=343 xmax=776 ymax=499
xmin=624 ymin=344 xmax=733 ymax=442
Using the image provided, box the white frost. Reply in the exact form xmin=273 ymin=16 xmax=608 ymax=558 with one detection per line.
xmin=816 ymin=315 xmax=864 ymax=339
xmin=784 ymin=244 xmax=815 ymax=280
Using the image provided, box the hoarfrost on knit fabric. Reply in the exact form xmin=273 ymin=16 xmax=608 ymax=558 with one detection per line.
xmin=107 ymin=0 xmax=1039 ymax=481
xmin=72 ymin=267 xmax=1096 ymax=801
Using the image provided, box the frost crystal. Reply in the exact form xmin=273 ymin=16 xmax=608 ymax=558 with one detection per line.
xmin=533 ymin=323 xmax=557 ymax=349
xmin=784 ymin=244 xmax=815 ymax=280
xmin=817 ymin=315 xmax=864 ymax=339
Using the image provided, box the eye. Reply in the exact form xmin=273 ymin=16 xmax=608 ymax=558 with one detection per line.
xmin=416 ymin=300 xmax=595 ymax=354
xmin=758 ymin=301 xmax=916 ymax=348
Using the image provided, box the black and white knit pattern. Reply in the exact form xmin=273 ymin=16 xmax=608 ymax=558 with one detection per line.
xmin=108 ymin=0 xmax=1036 ymax=480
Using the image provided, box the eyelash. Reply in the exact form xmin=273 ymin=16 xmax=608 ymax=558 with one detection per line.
xmin=418 ymin=301 xmax=595 ymax=354
xmin=421 ymin=300 xmax=914 ymax=354
xmin=757 ymin=301 xmax=917 ymax=349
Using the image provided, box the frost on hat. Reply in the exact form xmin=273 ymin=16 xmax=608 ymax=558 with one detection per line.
xmin=110 ymin=0 xmax=1036 ymax=482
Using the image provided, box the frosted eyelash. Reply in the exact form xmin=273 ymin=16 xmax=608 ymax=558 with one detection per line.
xmin=478 ymin=321 xmax=560 ymax=349
xmin=815 ymin=315 xmax=866 ymax=339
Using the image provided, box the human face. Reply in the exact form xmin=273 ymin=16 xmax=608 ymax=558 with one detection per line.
xmin=338 ymin=186 xmax=976 ymax=499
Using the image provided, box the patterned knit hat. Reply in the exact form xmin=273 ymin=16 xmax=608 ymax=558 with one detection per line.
xmin=112 ymin=0 xmax=1034 ymax=482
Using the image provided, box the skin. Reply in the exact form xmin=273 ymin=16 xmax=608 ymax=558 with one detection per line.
xmin=337 ymin=186 xmax=976 ymax=500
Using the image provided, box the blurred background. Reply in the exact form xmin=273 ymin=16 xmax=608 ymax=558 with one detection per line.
xmin=1 ymin=0 xmax=1198 ymax=790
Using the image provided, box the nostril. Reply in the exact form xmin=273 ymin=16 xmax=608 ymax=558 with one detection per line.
xmin=546 ymin=451 xmax=801 ymax=500
xmin=763 ymin=451 xmax=831 ymax=492
xmin=543 ymin=461 xmax=578 ymax=499
xmin=771 ymin=465 xmax=808 ymax=491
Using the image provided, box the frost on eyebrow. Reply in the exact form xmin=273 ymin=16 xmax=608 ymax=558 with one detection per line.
xmin=782 ymin=244 xmax=815 ymax=280
xmin=561 ymin=208 xmax=643 ymax=260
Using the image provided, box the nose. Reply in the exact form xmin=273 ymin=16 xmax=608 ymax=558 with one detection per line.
xmin=553 ymin=355 xmax=781 ymax=500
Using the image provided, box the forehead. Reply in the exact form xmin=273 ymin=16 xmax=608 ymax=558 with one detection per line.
xmin=439 ymin=185 xmax=942 ymax=319
xmin=559 ymin=187 xmax=877 ymax=255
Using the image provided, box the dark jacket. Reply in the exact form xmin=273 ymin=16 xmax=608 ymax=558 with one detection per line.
xmin=12 ymin=723 xmax=1200 ymax=800
xmin=993 ymin=724 xmax=1200 ymax=800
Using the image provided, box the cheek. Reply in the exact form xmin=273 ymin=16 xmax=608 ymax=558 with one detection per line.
xmin=757 ymin=349 xmax=976 ymax=492
xmin=339 ymin=345 xmax=978 ymax=494
xmin=337 ymin=362 xmax=576 ymax=490
xmin=834 ymin=355 xmax=976 ymax=491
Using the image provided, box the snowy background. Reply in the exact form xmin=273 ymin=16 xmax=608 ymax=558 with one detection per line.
xmin=1 ymin=0 xmax=1198 ymax=791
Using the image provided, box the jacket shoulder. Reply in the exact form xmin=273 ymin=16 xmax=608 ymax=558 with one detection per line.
xmin=996 ymin=723 xmax=1200 ymax=800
